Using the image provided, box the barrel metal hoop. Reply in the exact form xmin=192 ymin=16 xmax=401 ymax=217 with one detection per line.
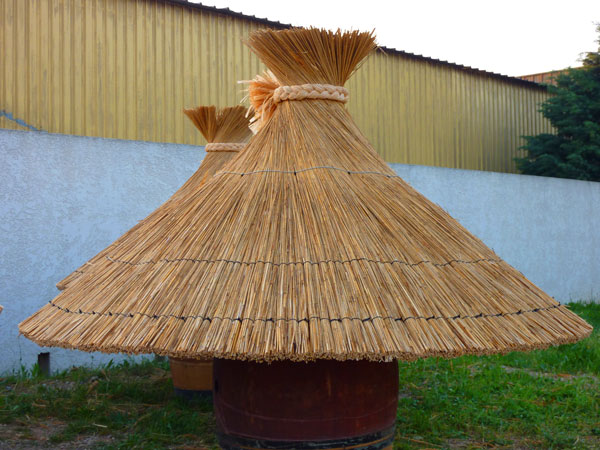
xmin=217 ymin=426 xmax=395 ymax=450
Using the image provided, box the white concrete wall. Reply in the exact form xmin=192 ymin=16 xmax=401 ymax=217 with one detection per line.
xmin=1 ymin=129 xmax=598 ymax=373
xmin=1 ymin=130 xmax=203 ymax=373
xmin=390 ymin=164 xmax=600 ymax=303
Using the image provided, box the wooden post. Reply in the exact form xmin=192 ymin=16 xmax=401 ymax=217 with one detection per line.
xmin=37 ymin=352 xmax=50 ymax=376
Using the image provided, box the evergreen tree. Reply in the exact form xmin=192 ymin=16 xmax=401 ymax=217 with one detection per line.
xmin=516 ymin=25 xmax=600 ymax=181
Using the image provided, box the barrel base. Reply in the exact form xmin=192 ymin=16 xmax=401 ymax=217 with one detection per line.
xmin=169 ymin=357 xmax=213 ymax=400
xmin=173 ymin=387 xmax=213 ymax=401
xmin=217 ymin=427 xmax=395 ymax=450
xmin=214 ymin=359 xmax=398 ymax=445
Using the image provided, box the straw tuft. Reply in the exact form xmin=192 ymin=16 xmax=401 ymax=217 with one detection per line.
xmin=245 ymin=28 xmax=376 ymax=85
xmin=245 ymin=71 xmax=280 ymax=133
xmin=23 ymin=29 xmax=592 ymax=361
xmin=183 ymin=105 xmax=251 ymax=144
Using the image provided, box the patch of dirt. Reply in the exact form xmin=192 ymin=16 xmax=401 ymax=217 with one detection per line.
xmin=444 ymin=438 xmax=486 ymax=449
xmin=4 ymin=379 xmax=77 ymax=396
xmin=444 ymin=437 xmax=542 ymax=449
xmin=398 ymin=389 xmax=414 ymax=399
xmin=500 ymin=365 xmax=599 ymax=384
xmin=168 ymin=443 xmax=213 ymax=450
xmin=54 ymin=434 xmax=115 ymax=449
xmin=0 ymin=421 xmax=114 ymax=449
xmin=40 ymin=380 xmax=78 ymax=392
xmin=0 ymin=420 xmax=62 ymax=449
xmin=466 ymin=363 xmax=599 ymax=386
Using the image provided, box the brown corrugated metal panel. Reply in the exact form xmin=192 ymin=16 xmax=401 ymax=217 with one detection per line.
xmin=520 ymin=70 xmax=562 ymax=85
xmin=0 ymin=0 xmax=552 ymax=172
xmin=519 ymin=68 xmax=579 ymax=86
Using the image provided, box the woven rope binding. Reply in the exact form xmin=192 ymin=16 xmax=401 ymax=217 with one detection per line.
xmin=205 ymin=143 xmax=246 ymax=152
xmin=273 ymin=84 xmax=349 ymax=104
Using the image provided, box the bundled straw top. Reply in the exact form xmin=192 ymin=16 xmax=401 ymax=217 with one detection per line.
xmin=55 ymin=106 xmax=252 ymax=290
xmin=21 ymin=29 xmax=591 ymax=362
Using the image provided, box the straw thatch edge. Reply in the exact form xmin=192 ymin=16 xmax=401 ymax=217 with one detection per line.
xmin=20 ymin=305 xmax=591 ymax=363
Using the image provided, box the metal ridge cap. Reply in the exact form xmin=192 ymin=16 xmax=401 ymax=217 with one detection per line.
xmin=162 ymin=0 xmax=547 ymax=90
xmin=376 ymin=46 xmax=548 ymax=89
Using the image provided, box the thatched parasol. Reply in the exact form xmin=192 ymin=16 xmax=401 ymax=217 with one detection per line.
xmin=21 ymin=29 xmax=591 ymax=363
xmin=55 ymin=106 xmax=251 ymax=291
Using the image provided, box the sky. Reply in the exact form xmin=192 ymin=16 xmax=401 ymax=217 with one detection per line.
xmin=192 ymin=0 xmax=598 ymax=77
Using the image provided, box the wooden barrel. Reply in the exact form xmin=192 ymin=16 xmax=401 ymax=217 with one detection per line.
xmin=169 ymin=357 xmax=213 ymax=399
xmin=214 ymin=359 xmax=398 ymax=449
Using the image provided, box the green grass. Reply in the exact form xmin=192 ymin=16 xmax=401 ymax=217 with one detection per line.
xmin=1 ymin=302 xmax=598 ymax=449
xmin=0 ymin=359 xmax=217 ymax=449
xmin=394 ymin=302 xmax=600 ymax=449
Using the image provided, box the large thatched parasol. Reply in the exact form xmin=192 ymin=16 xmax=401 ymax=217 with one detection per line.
xmin=21 ymin=29 xmax=591 ymax=364
xmin=55 ymin=106 xmax=251 ymax=291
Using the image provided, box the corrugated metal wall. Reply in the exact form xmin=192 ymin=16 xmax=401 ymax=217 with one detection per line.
xmin=0 ymin=0 xmax=551 ymax=172
xmin=0 ymin=0 xmax=265 ymax=144
xmin=349 ymin=54 xmax=552 ymax=172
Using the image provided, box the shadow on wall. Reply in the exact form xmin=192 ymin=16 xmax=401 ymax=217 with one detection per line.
xmin=0 ymin=110 xmax=42 ymax=131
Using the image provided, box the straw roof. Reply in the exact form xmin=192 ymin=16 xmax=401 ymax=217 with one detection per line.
xmin=55 ymin=106 xmax=251 ymax=290
xmin=21 ymin=29 xmax=591 ymax=362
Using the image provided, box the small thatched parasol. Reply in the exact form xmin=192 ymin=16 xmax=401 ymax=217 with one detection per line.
xmin=21 ymin=29 xmax=591 ymax=363
xmin=55 ymin=106 xmax=252 ymax=291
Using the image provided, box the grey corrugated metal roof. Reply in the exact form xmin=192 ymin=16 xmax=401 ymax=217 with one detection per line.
xmin=165 ymin=0 xmax=546 ymax=90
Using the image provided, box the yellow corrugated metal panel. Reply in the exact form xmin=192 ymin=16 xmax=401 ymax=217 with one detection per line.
xmin=1 ymin=0 xmax=265 ymax=145
xmin=346 ymin=51 xmax=552 ymax=171
xmin=0 ymin=0 xmax=551 ymax=172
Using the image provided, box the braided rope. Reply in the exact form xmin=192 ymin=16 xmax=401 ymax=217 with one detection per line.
xmin=205 ymin=143 xmax=246 ymax=152
xmin=273 ymin=84 xmax=349 ymax=104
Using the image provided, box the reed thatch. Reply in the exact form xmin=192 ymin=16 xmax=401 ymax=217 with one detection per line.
xmin=55 ymin=106 xmax=251 ymax=290
xmin=21 ymin=29 xmax=591 ymax=362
